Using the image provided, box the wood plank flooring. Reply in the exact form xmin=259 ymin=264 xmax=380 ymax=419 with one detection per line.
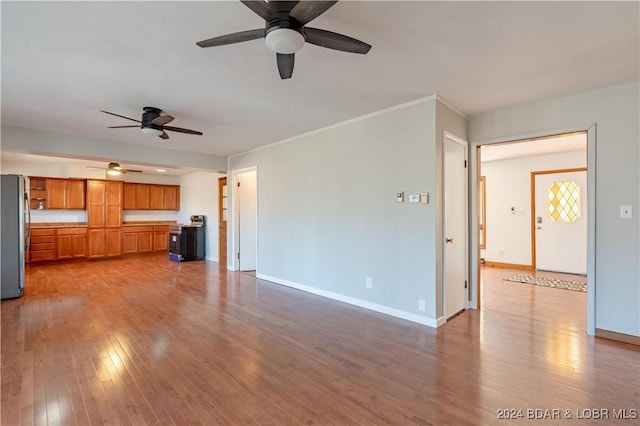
xmin=2 ymin=256 xmax=638 ymax=425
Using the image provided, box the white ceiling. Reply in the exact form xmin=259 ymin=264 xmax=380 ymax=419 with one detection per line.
xmin=1 ymin=1 xmax=638 ymax=165
xmin=481 ymin=133 xmax=587 ymax=163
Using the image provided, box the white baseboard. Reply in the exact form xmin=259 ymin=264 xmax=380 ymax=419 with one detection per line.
xmin=257 ymin=273 xmax=443 ymax=328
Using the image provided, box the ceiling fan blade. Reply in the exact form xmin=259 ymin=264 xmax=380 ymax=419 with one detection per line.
xmin=100 ymin=110 xmax=141 ymax=123
xmin=289 ymin=1 xmax=337 ymax=25
xmin=124 ymin=169 xmax=143 ymax=173
xmin=163 ymin=126 xmax=203 ymax=136
xmin=277 ymin=53 xmax=294 ymax=79
xmin=196 ymin=28 xmax=264 ymax=48
xmin=152 ymin=114 xmax=174 ymax=126
xmin=240 ymin=1 xmax=277 ymax=21
xmin=108 ymin=125 xmax=140 ymax=129
xmin=304 ymin=27 xmax=371 ymax=54
xmin=159 ymin=131 xmax=170 ymax=140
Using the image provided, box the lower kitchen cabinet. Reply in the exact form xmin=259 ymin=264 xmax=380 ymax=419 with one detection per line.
xmin=30 ymin=229 xmax=56 ymax=262
xmin=153 ymin=225 xmax=170 ymax=251
xmin=122 ymin=226 xmax=154 ymax=254
xmin=56 ymin=228 xmax=87 ymax=259
xmin=88 ymin=228 xmax=122 ymax=258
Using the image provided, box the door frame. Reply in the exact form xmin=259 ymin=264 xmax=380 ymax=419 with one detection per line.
xmin=218 ymin=176 xmax=228 ymax=267
xmin=229 ymin=166 xmax=258 ymax=272
xmin=530 ymin=167 xmax=587 ymax=270
xmin=443 ymin=130 xmax=469 ymax=319
xmin=469 ymin=125 xmax=596 ymax=335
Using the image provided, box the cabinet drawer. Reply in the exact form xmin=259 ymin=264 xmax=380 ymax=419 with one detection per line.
xmin=31 ymin=228 xmax=55 ymax=237
xmin=31 ymin=250 xmax=56 ymax=261
xmin=31 ymin=236 xmax=55 ymax=245
xmin=31 ymin=242 xmax=55 ymax=251
xmin=56 ymin=227 xmax=87 ymax=236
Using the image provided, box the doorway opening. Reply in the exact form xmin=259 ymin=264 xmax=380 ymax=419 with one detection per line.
xmin=474 ymin=130 xmax=592 ymax=332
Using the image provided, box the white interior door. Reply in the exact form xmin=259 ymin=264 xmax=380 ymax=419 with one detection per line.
xmin=534 ymin=170 xmax=587 ymax=274
xmin=236 ymin=170 xmax=257 ymax=271
xmin=444 ymin=134 xmax=468 ymax=319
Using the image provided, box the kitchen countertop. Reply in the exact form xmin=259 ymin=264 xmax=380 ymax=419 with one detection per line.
xmin=31 ymin=221 xmax=177 ymax=229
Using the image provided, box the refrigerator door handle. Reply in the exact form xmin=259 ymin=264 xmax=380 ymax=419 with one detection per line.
xmin=24 ymin=191 xmax=31 ymax=259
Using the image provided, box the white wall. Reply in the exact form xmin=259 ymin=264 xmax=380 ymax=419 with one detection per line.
xmin=481 ymin=150 xmax=587 ymax=266
xmin=179 ymin=171 xmax=225 ymax=262
xmin=229 ymin=97 xmax=467 ymax=326
xmin=470 ymin=81 xmax=639 ymax=337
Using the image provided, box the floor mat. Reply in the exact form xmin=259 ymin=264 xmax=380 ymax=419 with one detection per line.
xmin=504 ymin=274 xmax=586 ymax=292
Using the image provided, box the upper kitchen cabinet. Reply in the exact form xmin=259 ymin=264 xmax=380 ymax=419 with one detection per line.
xmin=29 ymin=177 xmax=85 ymax=210
xmin=122 ymin=183 xmax=180 ymax=210
xmin=47 ymin=178 xmax=86 ymax=209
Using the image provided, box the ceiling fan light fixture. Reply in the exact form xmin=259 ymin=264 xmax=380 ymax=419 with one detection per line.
xmin=265 ymin=28 xmax=304 ymax=54
xmin=107 ymin=169 xmax=121 ymax=176
xmin=141 ymin=127 xmax=163 ymax=136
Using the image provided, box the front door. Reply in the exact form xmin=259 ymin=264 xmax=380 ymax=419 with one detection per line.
xmin=218 ymin=177 xmax=227 ymax=266
xmin=533 ymin=169 xmax=587 ymax=274
xmin=444 ymin=133 xmax=468 ymax=320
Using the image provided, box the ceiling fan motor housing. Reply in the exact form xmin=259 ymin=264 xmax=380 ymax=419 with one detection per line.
xmin=142 ymin=106 xmax=163 ymax=131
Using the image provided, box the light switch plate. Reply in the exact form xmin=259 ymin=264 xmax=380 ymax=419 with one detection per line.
xmin=396 ymin=192 xmax=404 ymax=202
xmin=420 ymin=193 xmax=429 ymax=204
xmin=409 ymin=194 xmax=419 ymax=203
xmin=620 ymin=205 xmax=632 ymax=219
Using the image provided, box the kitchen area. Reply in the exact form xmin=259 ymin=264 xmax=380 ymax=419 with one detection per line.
xmin=1 ymin=164 xmax=223 ymax=300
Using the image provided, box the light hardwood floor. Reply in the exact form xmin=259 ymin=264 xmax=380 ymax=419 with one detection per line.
xmin=1 ymin=255 xmax=638 ymax=425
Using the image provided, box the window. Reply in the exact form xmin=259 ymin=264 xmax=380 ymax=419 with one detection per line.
xmin=546 ymin=181 xmax=581 ymax=222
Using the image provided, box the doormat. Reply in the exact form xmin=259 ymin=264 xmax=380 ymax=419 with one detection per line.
xmin=504 ymin=274 xmax=587 ymax=292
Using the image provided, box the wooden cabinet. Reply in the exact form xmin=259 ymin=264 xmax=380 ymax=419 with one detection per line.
xmin=30 ymin=228 xmax=56 ymax=262
xmin=122 ymin=183 xmax=180 ymax=210
xmin=88 ymin=229 xmax=106 ymax=259
xmin=153 ymin=225 xmax=170 ymax=251
xmin=87 ymin=179 xmax=123 ymax=258
xmin=30 ymin=177 xmax=85 ymax=210
xmin=149 ymin=185 xmax=164 ymax=210
xmin=163 ymin=186 xmax=179 ymax=210
xmin=122 ymin=226 xmax=153 ymax=254
xmin=29 ymin=177 xmax=47 ymax=210
xmin=105 ymin=181 xmax=123 ymax=228
xmin=135 ymin=184 xmax=150 ymax=210
xmin=56 ymin=228 xmax=87 ymax=260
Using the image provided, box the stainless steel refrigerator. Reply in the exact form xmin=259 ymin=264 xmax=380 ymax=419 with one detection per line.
xmin=1 ymin=174 xmax=30 ymax=299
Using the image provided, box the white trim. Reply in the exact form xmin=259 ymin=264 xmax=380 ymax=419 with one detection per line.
xmin=437 ymin=96 xmax=468 ymax=120
xmin=257 ymin=273 xmax=444 ymax=329
xmin=586 ymin=124 xmax=596 ymax=336
xmin=443 ymin=131 xmax=470 ymax=319
xmin=230 ymin=95 xmax=439 ymax=158
xmin=205 ymin=256 xmax=217 ymax=262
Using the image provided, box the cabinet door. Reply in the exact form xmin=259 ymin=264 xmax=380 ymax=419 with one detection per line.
xmin=71 ymin=234 xmax=87 ymax=258
xmin=66 ymin=180 xmax=86 ymax=209
xmin=154 ymin=231 xmax=169 ymax=251
xmin=135 ymin=184 xmax=150 ymax=210
xmin=105 ymin=181 xmax=123 ymax=227
xmin=123 ymin=183 xmax=136 ymax=210
xmin=57 ymin=235 xmax=74 ymax=259
xmin=122 ymin=232 xmax=138 ymax=254
xmin=87 ymin=180 xmax=106 ymax=228
xmin=47 ymin=179 xmax=67 ymax=209
xmin=106 ymin=228 xmax=121 ymax=257
xmin=163 ymin=186 xmax=179 ymax=210
xmin=149 ymin=185 xmax=163 ymax=210
xmin=88 ymin=229 xmax=106 ymax=258
xmin=139 ymin=232 xmax=154 ymax=252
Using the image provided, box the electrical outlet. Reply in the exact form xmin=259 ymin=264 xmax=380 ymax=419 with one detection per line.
xmin=365 ymin=277 xmax=372 ymax=289
xmin=418 ymin=299 xmax=426 ymax=312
